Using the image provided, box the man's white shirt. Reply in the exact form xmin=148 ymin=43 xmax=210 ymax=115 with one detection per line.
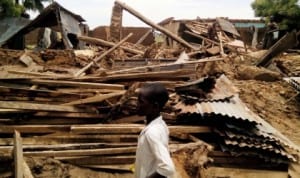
xmin=135 ymin=116 xmax=175 ymax=178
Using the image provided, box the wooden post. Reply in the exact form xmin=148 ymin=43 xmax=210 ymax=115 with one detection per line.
xmin=74 ymin=33 xmax=133 ymax=77
xmin=115 ymin=0 xmax=196 ymax=50
xmin=14 ymin=130 xmax=34 ymax=178
xmin=217 ymin=32 xmax=225 ymax=56
xmin=14 ymin=130 xmax=23 ymax=178
xmin=77 ymin=35 xmax=144 ymax=55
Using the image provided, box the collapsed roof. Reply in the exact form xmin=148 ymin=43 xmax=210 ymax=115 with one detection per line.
xmin=0 ymin=2 xmax=85 ymax=49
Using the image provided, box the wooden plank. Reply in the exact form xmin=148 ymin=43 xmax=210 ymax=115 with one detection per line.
xmin=71 ymin=125 xmax=212 ymax=134
xmin=257 ymin=31 xmax=297 ymax=67
xmin=29 ymin=79 xmax=125 ymax=90
xmin=74 ymin=33 xmax=133 ymax=77
xmin=34 ymin=112 xmax=106 ymax=119
xmin=0 ymin=135 xmax=138 ymax=145
xmin=85 ymin=70 xmax=192 ymax=82
xmin=111 ymin=115 xmax=144 ymax=124
xmin=24 ymin=146 xmax=137 ymax=157
xmin=57 ymin=155 xmax=135 ymax=165
xmin=23 ymin=160 xmax=34 ymax=178
xmin=115 ymin=0 xmax=196 ymax=50
xmin=0 ymin=109 xmax=28 ymax=113
xmin=62 ymin=91 xmax=126 ymax=106
xmin=0 ymin=101 xmax=94 ymax=113
xmin=107 ymin=57 xmax=224 ymax=75
xmin=81 ymin=164 xmax=132 ymax=172
xmin=201 ymin=167 xmax=288 ymax=178
xmin=23 ymin=142 xmax=137 ymax=151
xmin=0 ymin=85 xmax=84 ymax=97
xmin=14 ymin=130 xmax=23 ymax=178
xmin=77 ymin=35 xmax=144 ymax=55
xmin=0 ymin=125 xmax=70 ymax=134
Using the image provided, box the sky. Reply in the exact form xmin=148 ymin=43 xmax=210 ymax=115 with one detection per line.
xmin=36 ymin=0 xmax=257 ymax=30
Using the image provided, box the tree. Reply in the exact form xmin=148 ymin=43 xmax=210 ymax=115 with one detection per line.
xmin=23 ymin=0 xmax=50 ymax=12
xmin=251 ymin=0 xmax=300 ymax=30
xmin=0 ymin=0 xmax=24 ymax=17
xmin=0 ymin=0 xmax=50 ymax=18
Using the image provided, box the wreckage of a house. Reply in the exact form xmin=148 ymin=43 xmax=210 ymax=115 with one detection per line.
xmin=0 ymin=1 xmax=299 ymax=177
xmin=0 ymin=2 xmax=87 ymax=50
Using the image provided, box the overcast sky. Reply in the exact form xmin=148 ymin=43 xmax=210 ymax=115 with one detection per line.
xmin=39 ymin=0 xmax=257 ymax=30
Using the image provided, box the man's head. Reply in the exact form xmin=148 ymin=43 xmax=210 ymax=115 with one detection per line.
xmin=137 ymin=83 xmax=169 ymax=117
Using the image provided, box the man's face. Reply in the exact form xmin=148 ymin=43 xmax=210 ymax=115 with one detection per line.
xmin=137 ymin=90 xmax=154 ymax=116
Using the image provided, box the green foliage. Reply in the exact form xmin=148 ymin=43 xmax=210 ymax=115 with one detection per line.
xmin=0 ymin=0 xmax=24 ymax=17
xmin=251 ymin=0 xmax=300 ymax=30
xmin=23 ymin=0 xmax=50 ymax=12
xmin=0 ymin=0 xmax=50 ymax=18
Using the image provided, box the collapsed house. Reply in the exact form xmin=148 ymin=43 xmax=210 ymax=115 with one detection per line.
xmin=0 ymin=2 xmax=87 ymax=50
xmin=0 ymin=1 xmax=299 ymax=177
xmin=159 ymin=18 xmax=266 ymax=48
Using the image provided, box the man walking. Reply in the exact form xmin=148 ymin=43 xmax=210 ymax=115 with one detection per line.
xmin=135 ymin=83 xmax=175 ymax=178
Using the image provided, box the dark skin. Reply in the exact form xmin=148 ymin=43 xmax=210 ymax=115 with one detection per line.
xmin=137 ymin=88 xmax=167 ymax=178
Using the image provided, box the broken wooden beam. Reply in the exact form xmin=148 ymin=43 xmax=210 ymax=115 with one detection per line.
xmin=257 ymin=31 xmax=298 ymax=67
xmin=74 ymin=33 xmax=133 ymax=77
xmin=77 ymin=35 xmax=144 ymax=55
xmin=29 ymin=79 xmax=124 ymax=90
xmin=115 ymin=0 xmax=196 ymax=50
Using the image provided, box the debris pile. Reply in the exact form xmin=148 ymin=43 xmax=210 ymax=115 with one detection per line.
xmin=0 ymin=1 xmax=299 ymax=178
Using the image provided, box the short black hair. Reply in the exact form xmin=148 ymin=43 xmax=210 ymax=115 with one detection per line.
xmin=140 ymin=82 xmax=169 ymax=110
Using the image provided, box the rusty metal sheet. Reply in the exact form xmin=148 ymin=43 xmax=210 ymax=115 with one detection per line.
xmin=221 ymin=144 xmax=291 ymax=164
xmin=216 ymin=18 xmax=240 ymax=37
xmin=175 ymin=74 xmax=238 ymax=102
xmin=174 ymin=74 xmax=300 ymax=161
xmin=224 ymin=139 xmax=296 ymax=162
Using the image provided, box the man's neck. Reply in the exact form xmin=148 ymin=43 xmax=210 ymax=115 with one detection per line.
xmin=146 ymin=113 xmax=160 ymax=125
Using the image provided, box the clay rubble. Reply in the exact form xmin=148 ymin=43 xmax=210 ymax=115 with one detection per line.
xmin=0 ymin=1 xmax=300 ymax=178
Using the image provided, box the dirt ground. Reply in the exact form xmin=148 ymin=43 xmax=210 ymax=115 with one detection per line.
xmin=234 ymin=80 xmax=300 ymax=146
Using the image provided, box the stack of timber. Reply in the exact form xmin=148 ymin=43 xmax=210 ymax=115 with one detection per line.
xmin=0 ymin=56 xmax=299 ymax=176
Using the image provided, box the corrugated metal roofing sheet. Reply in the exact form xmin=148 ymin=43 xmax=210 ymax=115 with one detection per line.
xmin=0 ymin=17 xmax=30 ymax=46
xmin=224 ymin=139 xmax=296 ymax=162
xmin=175 ymin=96 xmax=261 ymax=125
xmin=175 ymin=74 xmax=239 ymax=102
xmin=217 ymin=18 xmax=240 ymax=37
xmin=174 ymin=74 xmax=300 ymax=163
